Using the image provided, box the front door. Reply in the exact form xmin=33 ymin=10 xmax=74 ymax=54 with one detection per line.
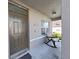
xmin=9 ymin=3 xmax=29 ymax=55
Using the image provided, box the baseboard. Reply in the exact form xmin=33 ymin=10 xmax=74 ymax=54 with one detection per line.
xmin=10 ymin=48 xmax=29 ymax=59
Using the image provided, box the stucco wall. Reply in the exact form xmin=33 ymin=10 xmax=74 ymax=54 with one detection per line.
xmin=29 ymin=9 xmax=52 ymax=40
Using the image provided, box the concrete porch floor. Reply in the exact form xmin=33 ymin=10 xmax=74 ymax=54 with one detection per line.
xmin=29 ymin=41 xmax=61 ymax=59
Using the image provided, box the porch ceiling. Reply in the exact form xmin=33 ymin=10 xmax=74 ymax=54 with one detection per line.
xmin=20 ymin=0 xmax=61 ymax=19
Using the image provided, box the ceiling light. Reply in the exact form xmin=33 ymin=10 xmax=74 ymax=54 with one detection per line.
xmin=52 ymin=11 xmax=56 ymax=14
xmin=52 ymin=11 xmax=56 ymax=17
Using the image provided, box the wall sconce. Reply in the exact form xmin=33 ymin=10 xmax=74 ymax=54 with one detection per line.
xmin=52 ymin=11 xmax=56 ymax=16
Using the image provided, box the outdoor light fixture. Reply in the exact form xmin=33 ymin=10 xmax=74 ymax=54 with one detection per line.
xmin=52 ymin=11 xmax=56 ymax=16
xmin=52 ymin=11 xmax=56 ymax=14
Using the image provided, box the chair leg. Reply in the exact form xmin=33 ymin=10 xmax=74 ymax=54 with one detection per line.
xmin=51 ymin=40 xmax=57 ymax=48
xmin=44 ymin=39 xmax=57 ymax=48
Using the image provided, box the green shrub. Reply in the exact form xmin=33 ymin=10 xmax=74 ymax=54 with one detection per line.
xmin=53 ymin=32 xmax=62 ymax=40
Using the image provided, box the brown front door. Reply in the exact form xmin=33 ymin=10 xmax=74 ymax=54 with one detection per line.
xmin=9 ymin=3 xmax=29 ymax=55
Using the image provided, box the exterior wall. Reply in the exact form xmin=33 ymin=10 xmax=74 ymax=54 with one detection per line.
xmin=52 ymin=20 xmax=62 ymax=34
xmin=52 ymin=20 xmax=62 ymax=27
xmin=52 ymin=27 xmax=62 ymax=33
xmin=29 ymin=9 xmax=52 ymax=40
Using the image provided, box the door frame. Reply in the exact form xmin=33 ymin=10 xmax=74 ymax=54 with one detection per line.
xmin=8 ymin=1 xmax=30 ymax=59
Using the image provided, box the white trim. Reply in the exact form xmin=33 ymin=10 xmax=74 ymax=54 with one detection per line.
xmin=10 ymin=48 xmax=29 ymax=59
xmin=30 ymin=36 xmax=45 ymax=42
xmin=15 ymin=51 xmax=29 ymax=59
xmin=8 ymin=0 xmax=28 ymax=10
